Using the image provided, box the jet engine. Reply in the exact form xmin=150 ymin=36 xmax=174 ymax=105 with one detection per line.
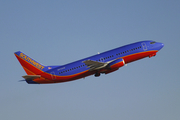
xmin=105 ymin=58 xmax=125 ymax=74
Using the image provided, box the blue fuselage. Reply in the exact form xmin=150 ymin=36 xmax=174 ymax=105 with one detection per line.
xmin=46 ymin=40 xmax=163 ymax=79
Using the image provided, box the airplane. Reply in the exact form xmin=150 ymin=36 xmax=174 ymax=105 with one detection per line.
xmin=14 ymin=40 xmax=164 ymax=84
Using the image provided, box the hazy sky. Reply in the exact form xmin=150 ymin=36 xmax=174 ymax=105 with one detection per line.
xmin=0 ymin=0 xmax=180 ymax=120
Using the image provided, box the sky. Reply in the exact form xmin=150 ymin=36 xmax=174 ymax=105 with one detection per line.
xmin=0 ymin=0 xmax=180 ymax=120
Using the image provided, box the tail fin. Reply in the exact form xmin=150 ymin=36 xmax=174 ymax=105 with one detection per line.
xmin=14 ymin=51 xmax=46 ymax=75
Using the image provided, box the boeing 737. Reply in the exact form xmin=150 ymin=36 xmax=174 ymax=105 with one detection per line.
xmin=14 ymin=40 xmax=164 ymax=84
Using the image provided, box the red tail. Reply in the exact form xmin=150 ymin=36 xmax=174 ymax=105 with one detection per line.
xmin=14 ymin=51 xmax=45 ymax=75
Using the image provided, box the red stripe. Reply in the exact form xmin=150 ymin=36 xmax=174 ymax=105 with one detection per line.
xmin=15 ymin=54 xmax=43 ymax=75
xmin=35 ymin=50 xmax=159 ymax=84
xmin=16 ymin=50 xmax=158 ymax=84
xmin=122 ymin=50 xmax=158 ymax=63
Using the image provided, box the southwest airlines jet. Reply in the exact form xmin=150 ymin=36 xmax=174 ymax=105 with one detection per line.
xmin=14 ymin=40 xmax=164 ymax=84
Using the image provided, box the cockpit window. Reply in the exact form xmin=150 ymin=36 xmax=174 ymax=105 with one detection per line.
xmin=150 ymin=41 xmax=156 ymax=44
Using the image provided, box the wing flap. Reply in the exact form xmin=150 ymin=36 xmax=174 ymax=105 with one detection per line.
xmin=83 ymin=60 xmax=108 ymax=71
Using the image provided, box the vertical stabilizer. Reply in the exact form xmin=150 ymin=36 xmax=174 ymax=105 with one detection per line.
xmin=14 ymin=51 xmax=45 ymax=75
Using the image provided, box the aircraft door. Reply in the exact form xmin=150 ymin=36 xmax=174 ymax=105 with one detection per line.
xmin=141 ymin=42 xmax=147 ymax=51
xmin=100 ymin=57 xmax=104 ymax=62
xmin=50 ymin=71 xmax=56 ymax=80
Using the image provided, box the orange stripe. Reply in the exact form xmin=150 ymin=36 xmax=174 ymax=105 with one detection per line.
xmin=22 ymin=66 xmax=36 ymax=75
xmin=122 ymin=50 xmax=158 ymax=63
xmin=15 ymin=54 xmax=43 ymax=74
xmin=16 ymin=50 xmax=159 ymax=84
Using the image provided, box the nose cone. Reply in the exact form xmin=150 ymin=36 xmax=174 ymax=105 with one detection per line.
xmin=157 ymin=42 xmax=164 ymax=50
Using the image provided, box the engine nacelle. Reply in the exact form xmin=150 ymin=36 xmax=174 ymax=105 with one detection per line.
xmin=108 ymin=58 xmax=125 ymax=69
xmin=105 ymin=58 xmax=125 ymax=74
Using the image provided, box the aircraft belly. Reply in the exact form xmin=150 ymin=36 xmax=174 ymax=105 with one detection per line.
xmin=33 ymin=70 xmax=94 ymax=84
xmin=123 ymin=50 xmax=158 ymax=64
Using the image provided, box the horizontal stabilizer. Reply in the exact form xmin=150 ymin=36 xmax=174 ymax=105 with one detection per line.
xmin=22 ymin=75 xmax=41 ymax=80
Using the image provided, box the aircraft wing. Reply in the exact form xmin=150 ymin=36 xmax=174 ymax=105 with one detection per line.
xmin=83 ymin=60 xmax=108 ymax=71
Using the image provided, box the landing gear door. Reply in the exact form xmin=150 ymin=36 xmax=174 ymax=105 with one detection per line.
xmin=141 ymin=42 xmax=147 ymax=51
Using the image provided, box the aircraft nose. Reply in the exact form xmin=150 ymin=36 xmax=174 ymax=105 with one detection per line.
xmin=157 ymin=42 xmax=164 ymax=50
